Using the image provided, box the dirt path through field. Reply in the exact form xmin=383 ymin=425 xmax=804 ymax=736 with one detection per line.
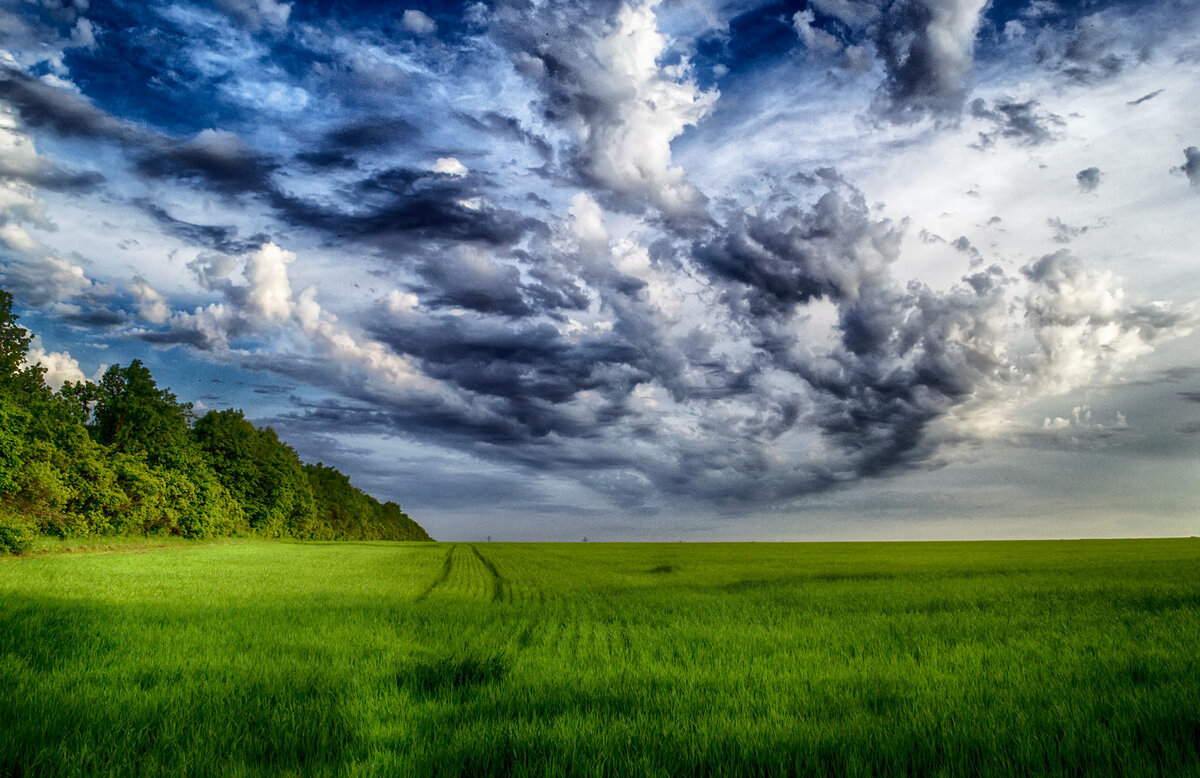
xmin=469 ymin=545 xmax=506 ymax=602
xmin=415 ymin=544 xmax=457 ymax=601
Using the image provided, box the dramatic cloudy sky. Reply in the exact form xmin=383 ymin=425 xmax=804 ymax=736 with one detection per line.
xmin=1 ymin=0 xmax=1197 ymax=540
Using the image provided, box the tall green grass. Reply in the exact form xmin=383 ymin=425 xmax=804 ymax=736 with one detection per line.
xmin=1 ymin=539 xmax=1198 ymax=776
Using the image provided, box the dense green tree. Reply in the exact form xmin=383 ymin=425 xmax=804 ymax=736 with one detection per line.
xmin=0 ymin=290 xmax=31 ymax=384
xmin=0 ymin=285 xmax=430 ymax=550
xmin=91 ymin=361 xmax=196 ymax=469
xmin=306 ymin=463 xmax=430 ymax=541
xmin=0 ymin=389 xmax=28 ymax=495
xmin=57 ymin=380 xmax=99 ymax=427
xmin=193 ymin=410 xmax=314 ymax=537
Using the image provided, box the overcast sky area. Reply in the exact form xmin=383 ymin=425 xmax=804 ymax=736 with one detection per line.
xmin=0 ymin=0 xmax=1197 ymax=541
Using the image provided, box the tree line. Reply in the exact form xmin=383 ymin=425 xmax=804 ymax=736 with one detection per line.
xmin=0 ymin=289 xmax=431 ymax=553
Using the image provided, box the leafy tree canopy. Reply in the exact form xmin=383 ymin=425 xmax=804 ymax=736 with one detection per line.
xmin=0 ymin=286 xmax=432 ymax=549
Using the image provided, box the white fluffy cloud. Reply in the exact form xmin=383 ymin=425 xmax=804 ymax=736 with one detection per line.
xmin=243 ymin=242 xmax=294 ymax=323
xmin=128 ymin=276 xmax=170 ymax=324
xmin=874 ymin=0 xmax=990 ymax=119
xmin=923 ymin=0 xmax=988 ymax=95
xmin=0 ymin=161 xmax=97 ymax=307
xmin=155 ymin=242 xmax=435 ymax=396
xmin=22 ymin=337 xmax=87 ymax=390
xmin=1021 ymin=251 xmax=1191 ymax=395
xmin=432 ymin=157 xmax=468 ymax=177
xmin=514 ymin=1 xmax=718 ymax=218
xmin=585 ymin=2 xmax=716 ymax=216
xmin=401 ymin=9 xmax=436 ymax=35
xmin=793 ymin=10 xmax=843 ymax=57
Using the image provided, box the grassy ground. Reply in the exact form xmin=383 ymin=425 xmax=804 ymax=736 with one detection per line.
xmin=20 ymin=534 xmax=212 ymax=556
xmin=1 ymin=539 xmax=1198 ymax=776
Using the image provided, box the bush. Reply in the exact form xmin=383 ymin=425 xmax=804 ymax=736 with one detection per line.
xmin=0 ymin=390 xmax=28 ymax=495
xmin=0 ymin=510 xmax=36 ymax=554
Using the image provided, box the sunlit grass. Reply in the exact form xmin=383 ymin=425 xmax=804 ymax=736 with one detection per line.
xmin=22 ymin=533 xmax=205 ymax=556
xmin=1 ymin=539 xmax=1198 ymax=775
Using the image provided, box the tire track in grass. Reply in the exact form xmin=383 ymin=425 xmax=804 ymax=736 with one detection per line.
xmin=469 ymin=545 xmax=506 ymax=603
xmin=416 ymin=545 xmax=456 ymax=602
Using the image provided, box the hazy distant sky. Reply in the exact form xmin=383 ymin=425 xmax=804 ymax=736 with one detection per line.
xmin=1 ymin=0 xmax=1197 ymax=540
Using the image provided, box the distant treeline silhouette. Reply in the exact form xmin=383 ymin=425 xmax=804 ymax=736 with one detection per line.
xmin=0 ymin=288 xmax=431 ymax=553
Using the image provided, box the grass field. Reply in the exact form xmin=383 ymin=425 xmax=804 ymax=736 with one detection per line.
xmin=1 ymin=539 xmax=1198 ymax=776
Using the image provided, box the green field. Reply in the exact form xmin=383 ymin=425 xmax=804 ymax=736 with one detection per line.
xmin=1 ymin=539 xmax=1198 ymax=776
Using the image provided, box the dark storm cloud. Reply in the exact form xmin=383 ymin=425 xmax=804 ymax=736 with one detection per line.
xmin=799 ymin=277 xmax=1013 ymax=478
xmin=0 ymin=254 xmax=93 ymax=307
xmin=133 ymin=325 xmax=222 ymax=350
xmin=1076 ymin=167 xmax=1101 ymax=192
xmin=414 ymin=250 xmax=534 ymax=317
xmin=327 ymin=117 xmax=418 ymax=149
xmin=133 ymin=130 xmax=278 ymax=195
xmin=871 ymin=0 xmax=987 ymax=121
xmin=0 ymin=154 xmax=104 ymax=193
xmin=1037 ymin=13 xmax=1125 ymax=83
xmin=53 ymin=298 xmax=130 ymax=328
xmin=1127 ymin=89 xmax=1163 ymax=105
xmin=251 ymin=381 xmax=293 ymax=396
xmin=1179 ymin=147 xmax=1200 ymax=186
xmin=411 ymin=243 xmax=593 ymax=319
xmin=230 ymin=271 xmax=767 ymax=502
xmin=1048 ymin=217 xmax=1088 ymax=243
xmin=0 ymin=68 xmax=277 ymax=197
xmin=0 ymin=68 xmax=130 ymax=141
xmin=690 ymin=180 xmax=1018 ymax=484
xmin=456 ymin=111 xmax=554 ymax=162
xmin=27 ymin=167 xmax=105 ymax=193
xmin=267 ymin=398 xmax=638 ymax=518
xmin=0 ymin=69 xmax=539 ymax=249
xmin=516 ymin=249 xmax=592 ymax=312
xmin=271 ymin=374 xmax=603 ymax=453
xmin=371 ymin=314 xmax=650 ymax=414
xmin=136 ymin=200 xmax=262 ymax=254
xmin=695 ymin=183 xmax=903 ymax=318
xmin=272 ymin=390 xmax=771 ymax=507
xmin=969 ymin=98 xmax=1062 ymax=148
xmin=295 ymin=116 xmax=421 ymax=169
xmin=951 ymin=235 xmax=983 ymax=265
xmin=677 ymin=182 xmax=1189 ymax=495
xmin=268 ymin=169 xmax=538 ymax=247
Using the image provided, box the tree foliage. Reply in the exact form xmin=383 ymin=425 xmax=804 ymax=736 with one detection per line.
xmin=0 ymin=290 xmax=31 ymax=384
xmin=0 ymin=287 xmax=431 ymax=551
xmin=305 ymin=463 xmax=429 ymax=541
xmin=194 ymin=409 xmax=314 ymax=537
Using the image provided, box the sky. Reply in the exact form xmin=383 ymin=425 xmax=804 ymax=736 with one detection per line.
xmin=0 ymin=0 xmax=1197 ymax=541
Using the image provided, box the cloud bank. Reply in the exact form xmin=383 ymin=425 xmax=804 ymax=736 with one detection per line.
xmin=0 ymin=0 xmax=1197 ymax=534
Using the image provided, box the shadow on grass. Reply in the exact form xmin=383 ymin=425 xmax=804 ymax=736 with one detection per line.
xmin=0 ymin=595 xmax=362 ymax=777
xmin=391 ymin=673 xmax=1200 ymax=778
xmin=400 ymin=651 xmax=509 ymax=697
